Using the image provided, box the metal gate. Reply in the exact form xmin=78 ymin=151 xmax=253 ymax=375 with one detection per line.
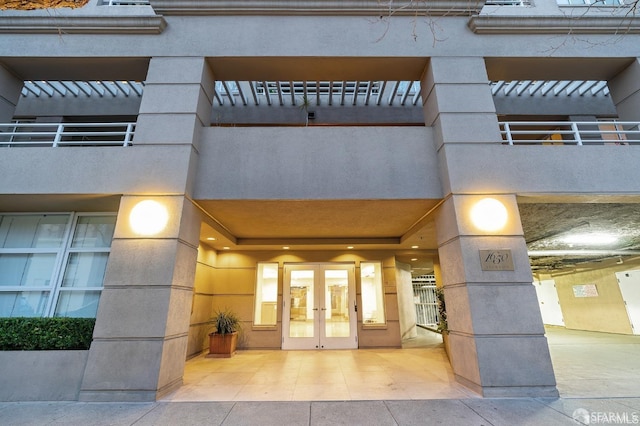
xmin=412 ymin=275 xmax=438 ymax=327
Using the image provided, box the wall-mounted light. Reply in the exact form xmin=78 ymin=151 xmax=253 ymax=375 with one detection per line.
xmin=129 ymin=200 xmax=169 ymax=236
xmin=470 ymin=198 xmax=508 ymax=232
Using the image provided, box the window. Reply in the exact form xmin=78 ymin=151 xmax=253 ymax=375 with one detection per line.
xmin=0 ymin=213 xmax=116 ymax=318
xmin=254 ymin=262 xmax=278 ymax=326
xmin=360 ymin=261 xmax=386 ymax=325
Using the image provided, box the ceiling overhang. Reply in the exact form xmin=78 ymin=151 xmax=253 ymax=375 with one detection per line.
xmin=1 ymin=57 xmax=151 ymax=81
xmin=207 ymin=57 xmax=429 ymax=81
xmin=196 ymin=199 xmax=441 ymax=251
xmin=485 ymin=57 xmax=635 ymax=81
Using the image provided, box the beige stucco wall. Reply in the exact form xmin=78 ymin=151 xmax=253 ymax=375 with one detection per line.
xmin=535 ymin=258 xmax=640 ymax=334
xmin=189 ymin=249 xmax=411 ymax=350
xmin=395 ymin=261 xmax=417 ymax=341
xmin=186 ymin=245 xmax=218 ymax=358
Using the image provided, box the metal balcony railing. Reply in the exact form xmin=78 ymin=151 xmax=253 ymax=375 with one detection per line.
xmin=0 ymin=122 xmax=135 ymax=147
xmin=105 ymin=0 xmax=150 ymax=5
xmin=500 ymin=121 xmax=640 ymax=145
xmin=485 ymin=0 xmax=531 ymax=5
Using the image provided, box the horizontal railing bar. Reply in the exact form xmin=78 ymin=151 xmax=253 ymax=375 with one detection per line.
xmin=499 ymin=120 xmax=640 ymax=146
xmin=1 ymin=122 xmax=135 ymax=127
xmin=0 ymin=122 xmax=135 ymax=147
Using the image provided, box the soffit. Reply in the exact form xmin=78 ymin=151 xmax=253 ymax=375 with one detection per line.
xmin=206 ymin=57 xmax=429 ymax=81
xmin=1 ymin=57 xmax=150 ymax=81
xmin=0 ymin=194 xmax=121 ymax=212
xmin=519 ymin=200 xmax=640 ymax=271
xmin=197 ymin=198 xmax=640 ymax=272
xmin=485 ymin=57 xmax=634 ymax=81
xmin=196 ymin=199 xmax=440 ymax=250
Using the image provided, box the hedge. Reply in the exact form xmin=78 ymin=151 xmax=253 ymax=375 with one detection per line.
xmin=0 ymin=317 xmax=95 ymax=350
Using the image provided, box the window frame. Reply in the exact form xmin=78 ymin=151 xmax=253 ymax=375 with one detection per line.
xmin=0 ymin=212 xmax=116 ymax=318
xmin=252 ymin=262 xmax=279 ymax=328
xmin=360 ymin=261 xmax=387 ymax=328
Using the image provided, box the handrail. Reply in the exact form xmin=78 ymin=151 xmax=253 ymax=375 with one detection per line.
xmin=0 ymin=122 xmax=135 ymax=147
xmin=106 ymin=0 xmax=150 ymax=5
xmin=499 ymin=121 xmax=640 ymax=146
xmin=485 ymin=0 xmax=530 ymax=5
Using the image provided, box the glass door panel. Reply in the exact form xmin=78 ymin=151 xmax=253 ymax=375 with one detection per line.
xmin=324 ymin=269 xmax=349 ymax=338
xmin=283 ymin=266 xmax=319 ymax=350
xmin=283 ymin=263 xmax=356 ymax=350
xmin=289 ymin=269 xmax=315 ymax=338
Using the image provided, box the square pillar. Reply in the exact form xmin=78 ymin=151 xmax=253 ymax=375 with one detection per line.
xmin=134 ymin=56 xmax=214 ymax=151
xmin=609 ymin=58 xmax=640 ymax=122
xmin=0 ymin=65 xmax=23 ymax=122
xmin=421 ymin=57 xmax=501 ymax=151
xmin=79 ymin=196 xmax=201 ymax=402
xmin=435 ymin=194 xmax=558 ymax=397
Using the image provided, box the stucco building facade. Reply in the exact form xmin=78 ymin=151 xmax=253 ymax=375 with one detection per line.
xmin=1 ymin=0 xmax=640 ymax=402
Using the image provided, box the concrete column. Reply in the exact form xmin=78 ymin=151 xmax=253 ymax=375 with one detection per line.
xmin=80 ymin=196 xmax=201 ymax=402
xmin=0 ymin=65 xmax=23 ymax=122
xmin=79 ymin=56 xmax=212 ymax=402
xmin=421 ymin=57 xmax=501 ymax=152
xmin=434 ymin=194 xmax=557 ymax=397
xmin=134 ymin=56 xmax=214 ymax=152
xmin=609 ymin=58 xmax=640 ymax=122
xmin=395 ymin=261 xmax=417 ymax=341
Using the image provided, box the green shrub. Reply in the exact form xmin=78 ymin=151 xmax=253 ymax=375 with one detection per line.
xmin=211 ymin=309 xmax=241 ymax=335
xmin=0 ymin=317 xmax=95 ymax=350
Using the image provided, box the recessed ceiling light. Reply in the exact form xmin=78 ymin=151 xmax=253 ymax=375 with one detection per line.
xmin=411 ymin=245 xmax=419 ymax=249
xmin=347 ymin=246 xmax=354 ymax=249
xmin=562 ymin=233 xmax=618 ymax=245
xmin=411 ymin=258 xmax=418 ymax=261
xmin=223 ymin=246 xmax=230 ymax=250
xmin=283 ymin=246 xmax=290 ymax=250
xmin=206 ymin=237 xmax=216 ymax=241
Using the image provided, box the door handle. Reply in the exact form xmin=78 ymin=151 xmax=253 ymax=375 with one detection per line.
xmin=312 ymin=308 xmax=318 ymax=311
xmin=320 ymin=308 xmax=327 ymax=311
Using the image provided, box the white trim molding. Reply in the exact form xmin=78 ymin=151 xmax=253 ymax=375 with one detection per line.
xmin=148 ymin=0 xmax=483 ymax=16
xmin=0 ymin=15 xmax=166 ymax=34
xmin=469 ymin=14 xmax=640 ymax=33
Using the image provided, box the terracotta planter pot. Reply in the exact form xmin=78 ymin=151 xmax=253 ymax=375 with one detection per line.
xmin=207 ymin=331 xmax=238 ymax=358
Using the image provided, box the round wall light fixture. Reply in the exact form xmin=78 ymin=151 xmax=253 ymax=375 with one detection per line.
xmin=129 ymin=200 xmax=169 ymax=236
xmin=470 ymin=198 xmax=508 ymax=232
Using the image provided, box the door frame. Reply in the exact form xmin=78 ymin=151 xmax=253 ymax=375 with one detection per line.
xmin=282 ymin=262 xmax=357 ymax=350
xmin=615 ymin=270 xmax=640 ymax=335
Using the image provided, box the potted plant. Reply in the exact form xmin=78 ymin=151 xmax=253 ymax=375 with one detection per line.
xmin=207 ymin=309 xmax=241 ymax=358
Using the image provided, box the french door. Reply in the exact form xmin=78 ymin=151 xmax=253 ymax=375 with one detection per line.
xmin=282 ymin=263 xmax=357 ymax=350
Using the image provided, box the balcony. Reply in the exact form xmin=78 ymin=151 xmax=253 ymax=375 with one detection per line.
xmin=0 ymin=122 xmax=135 ymax=147
xmin=500 ymin=121 xmax=640 ymax=145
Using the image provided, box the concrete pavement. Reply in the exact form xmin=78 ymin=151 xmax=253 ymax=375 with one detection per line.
xmin=1 ymin=398 xmax=639 ymax=425
xmin=2 ymin=328 xmax=639 ymax=425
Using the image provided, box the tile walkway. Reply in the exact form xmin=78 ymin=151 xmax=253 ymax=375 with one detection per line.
xmin=2 ymin=327 xmax=640 ymax=425
xmin=165 ymin=328 xmax=476 ymax=402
